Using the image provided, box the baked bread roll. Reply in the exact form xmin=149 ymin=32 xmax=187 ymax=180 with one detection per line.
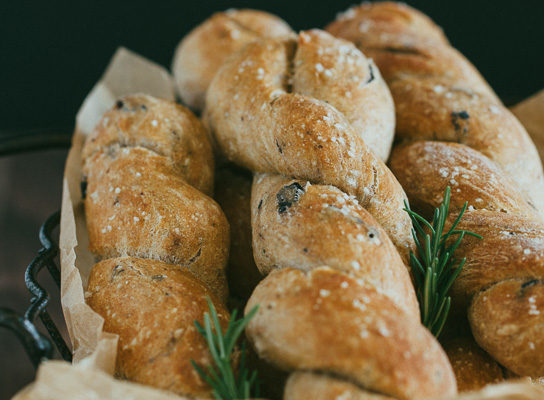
xmin=205 ymin=29 xmax=411 ymax=260
xmin=82 ymin=94 xmax=229 ymax=301
xmin=246 ymin=267 xmax=455 ymax=400
xmin=82 ymin=94 xmax=231 ymax=396
xmin=326 ymin=2 xmax=544 ymax=216
xmin=285 ymin=372 xmax=395 ymax=400
xmin=86 ymin=257 xmax=230 ymax=398
xmin=443 ymin=337 xmax=505 ymax=392
xmin=251 ymin=173 xmax=419 ymax=320
xmin=172 ymin=9 xmax=293 ymax=111
xmin=392 ymin=142 xmax=544 ymax=377
xmin=327 ymin=2 xmax=544 ymax=378
xmin=206 ymin=28 xmax=456 ymax=398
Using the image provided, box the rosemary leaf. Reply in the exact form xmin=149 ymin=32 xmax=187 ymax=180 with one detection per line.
xmin=192 ymin=297 xmax=260 ymax=400
xmin=404 ymin=186 xmax=481 ymax=337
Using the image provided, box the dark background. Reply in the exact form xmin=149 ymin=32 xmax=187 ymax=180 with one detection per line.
xmin=0 ymin=0 xmax=543 ymax=398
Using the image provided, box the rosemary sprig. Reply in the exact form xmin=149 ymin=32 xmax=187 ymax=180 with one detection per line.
xmin=404 ymin=186 xmax=482 ymax=337
xmin=191 ymin=297 xmax=260 ymax=400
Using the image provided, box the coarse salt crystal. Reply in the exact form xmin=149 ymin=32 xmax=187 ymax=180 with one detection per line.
xmin=319 ymin=289 xmax=330 ymax=297
xmin=151 ymin=120 xmax=158 ymax=127
xmin=489 ymin=105 xmax=500 ymax=114
xmin=378 ymin=326 xmax=391 ymax=337
xmin=315 ymin=63 xmax=324 ymax=72
xmin=114 ymin=187 xmax=121 ymax=194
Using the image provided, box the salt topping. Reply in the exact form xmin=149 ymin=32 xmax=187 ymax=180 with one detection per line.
xmin=114 ymin=187 xmax=121 ymax=194
xmin=378 ymin=326 xmax=391 ymax=337
xmin=359 ymin=21 xmax=371 ymax=32
xmin=489 ymin=105 xmax=500 ymax=114
xmin=230 ymin=29 xmax=240 ymax=39
xmin=319 ymin=289 xmax=331 ymax=298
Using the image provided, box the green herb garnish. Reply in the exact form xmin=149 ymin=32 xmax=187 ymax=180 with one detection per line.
xmin=404 ymin=186 xmax=482 ymax=337
xmin=191 ymin=297 xmax=260 ymax=400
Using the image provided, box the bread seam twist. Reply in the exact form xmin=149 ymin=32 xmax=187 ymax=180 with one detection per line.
xmin=327 ymin=1 xmax=544 ymax=377
xmin=204 ymin=28 xmax=457 ymax=399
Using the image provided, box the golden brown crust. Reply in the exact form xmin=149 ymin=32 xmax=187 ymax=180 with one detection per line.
xmin=443 ymin=337 xmax=504 ymax=392
xmin=172 ymin=9 xmax=293 ymax=111
xmin=82 ymin=94 xmax=214 ymax=196
xmin=251 ymin=173 xmax=419 ymax=319
xmin=326 ymin=1 xmax=544 ymax=215
xmin=205 ymin=29 xmax=412 ymax=260
xmin=391 ymin=143 xmax=544 ymax=376
xmin=83 ymin=145 xmax=229 ymax=301
xmin=390 ymin=141 xmax=540 ymax=220
xmin=328 ymin=1 xmax=544 ymax=378
xmin=245 ymin=267 xmax=456 ymax=400
xmin=214 ymin=165 xmax=262 ymax=300
xmin=285 ymin=372 xmax=395 ymax=400
xmin=86 ymin=257 xmax=230 ymax=398
xmin=82 ymin=95 xmax=233 ymax=396
xmin=470 ymin=279 xmax=544 ymax=377
xmin=451 ymin=211 xmax=544 ymax=312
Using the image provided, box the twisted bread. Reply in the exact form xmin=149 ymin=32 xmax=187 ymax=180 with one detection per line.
xmin=86 ymin=257 xmax=229 ymax=398
xmin=392 ymin=142 xmax=544 ymax=376
xmin=246 ymin=267 xmax=455 ymax=399
xmin=328 ymin=2 xmax=544 ymax=378
xmin=205 ymin=29 xmax=412 ymax=260
xmin=205 ymin=29 xmax=456 ymax=398
xmin=172 ymin=9 xmax=292 ymax=111
xmin=81 ymin=94 xmax=231 ymax=396
xmin=326 ymin=2 xmax=544 ymax=214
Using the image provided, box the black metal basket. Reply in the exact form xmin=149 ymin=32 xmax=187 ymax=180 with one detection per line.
xmin=0 ymin=211 xmax=72 ymax=367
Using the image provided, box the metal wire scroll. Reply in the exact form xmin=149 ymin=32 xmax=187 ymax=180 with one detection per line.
xmin=0 ymin=211 xmax=72 ymax=367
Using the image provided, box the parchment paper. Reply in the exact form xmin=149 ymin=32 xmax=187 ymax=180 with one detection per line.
xmin=11 ymin=47 xmax=544 ymax=399
xmin=59 ymin=46 xmax=176 ymax=374
xmin=512 ymin=90 xmax=544 ymax=161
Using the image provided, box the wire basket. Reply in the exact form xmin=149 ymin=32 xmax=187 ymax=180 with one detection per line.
xmin=0 ymin=211 xmax=72 ymax=367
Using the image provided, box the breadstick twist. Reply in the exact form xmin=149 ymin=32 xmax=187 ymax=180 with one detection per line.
xmin=327 ymin=2 xmax=544 ymax=214
xmin=205 ymin=29 xmax=456 ymax=399
xmin=82 ymin=94 xmax=231 ymax=397
xmin=173 ymin=9 xmax=293 ymax=111
xmin=327 ymin=2 xmax=544 ymax=377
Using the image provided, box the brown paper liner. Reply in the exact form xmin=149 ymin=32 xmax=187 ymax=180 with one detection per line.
xmin=10 ymin=47 xmax=544 ymax=399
